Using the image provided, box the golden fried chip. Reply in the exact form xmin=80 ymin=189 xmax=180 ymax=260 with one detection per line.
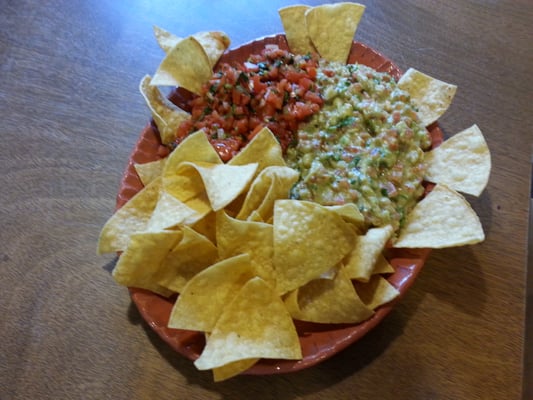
xmin=153 ymin=26 xmax=230 ymax=68
xmin=191 ymin=211 xmax=217 ymax=244
xmin=134 ymin=158 xmax=166 ymax=186
xmin=278 ymin=5 xmax=316 ymax=55
xmin=372 ymin=254 xmax=395 ymax=275
xmin=146 ymin=191 xmax=205 ymax=231
xmin=305 ymin=2 xmax=365 ymax=62
xmin=212 ymin=357 xmax=259 ymax=382
xmin=393 ymin=184 xmax=485 ymax=248
xmin=194 ymin=277 xmax=302 ymax=370
xmin=354 ymin=275 xmax=400 ymax=310
xmin=151 ymin=36 xmax=212 ymax=94
xmin=236 ymin=166 xmax=299 ymax=222
xmin=139 ymin=75 xmax=190 ymax=144
xmin=97 ymin=177 xmax=162 ymax=254
xmin=163 ymin=130 xmax=221 ymax=201
xmin=284 ymin=266 xmax=373 ymax=324
xmin=228 ymin=127 xmax=286 ymax=172
xmin=112 ymin=230 xmax=182 ymax=297
xmin=344 ymin=225 xmax=394 ymax=281
xmin=168 ymin=254 xmax=255 ymax=332
xmin=424 ymin=124 xmax=491 ymax=196
xmin=397 ymin=68 xmax=457 ymax=126
xmin=273 ymin=200 xmax=356 ymax=294
xmin=216 ymin=211 xmax=275 ymax=286
xmin=176 ymin=162 xmax=258 ymax=211
xmin=325 ymin=203 xmax=365 ymax=231
xmin=157 ymin=226 xmax=218 ymax=293
xmin=153 ymin=25 xmax=182 ymax=53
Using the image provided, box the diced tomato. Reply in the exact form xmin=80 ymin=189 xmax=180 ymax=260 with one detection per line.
xmin=174 ymin=46 xmax=323 ymax=160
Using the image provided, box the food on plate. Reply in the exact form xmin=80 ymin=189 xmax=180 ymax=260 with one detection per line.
xmin=304 ymin=2 xmax=366 ymax=62
xmin=98 ymin=2 xmax=492 ymax=381
xmin=393 ymin=183 xmax=485 ymax=248
xmin=193 ymin=277 xmax=302 ymax=371
xmin=278 ymin=5 xmax=315 ymax=55
xmin=151 ymin=36 xmax=213 ymax=94
xmin=423 ymin=124 xmax=491 ymax=196
xmin=397 ymin=68 xmax=457 ymax=127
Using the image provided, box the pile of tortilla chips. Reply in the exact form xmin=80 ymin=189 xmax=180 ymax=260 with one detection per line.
xmin=98 ymin=2 xmax=491 ymax=381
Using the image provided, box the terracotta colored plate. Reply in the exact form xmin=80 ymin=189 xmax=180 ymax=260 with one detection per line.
xmin=117 ymin=34 xmax=443 ymax=375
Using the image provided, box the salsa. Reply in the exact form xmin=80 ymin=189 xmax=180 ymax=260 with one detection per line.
xmin=174 ymin=46 xmax=432 ymax=231
xmin=286 ymin=61 xmax=431 ymax=230
xmin=176 ymin=46 xmax=323 ymax=161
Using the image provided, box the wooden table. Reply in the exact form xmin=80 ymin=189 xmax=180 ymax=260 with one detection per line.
xmin=2 ymin=1 xmax=531 ymax=399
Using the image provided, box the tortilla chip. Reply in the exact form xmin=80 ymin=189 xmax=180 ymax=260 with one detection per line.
xmin=354 ymin=275 xmax=400 ymax=310
xmin=325 ymin=203 xmax=366 ymax=232
xmin=146 ymin=190 xmax=205 ymax=231
xmin=153 ymin=25 xmax=182 ymax=53
xmin=285 ymin=266 xmax=374 ymax=324
xmin=228 ymin=127 xmax=286 ymax=172
xmin=97 ymin=177 xmax=162 ymax=254
xmin=168 ymin=254 xmax=255 ymax=332
xmin=424 ymin=124 xmax=491 ymax=196
xmin=216 ymin=211 xmax=275 ymax=286
xmin=278 ymin=5 xmax=316 ymax=55
xmin=397 ymin=68 xmax=457 ymax=126
xmin=372 ymin=254 xmax=395 ymax=275
xmin=157 ymin=226 xmax=218 ymax=293
xmin=151 ymin=36 xmax=212 ymax=95
xmin=393 ymin=184 xmax=485 ymax=248
xmin=212 ymin=358 xmax=259 ymax=382
xmin=112 ymin=230 xmax=182 ymax=297
xmin=236 ymin=166 xmax=299 ymax=222
xmin=153 ymin=26 xmax=230 ymax=68
xmin=305 ymin=2 xmax=365 ymax=62
xmin=344 ymin=225 xmax=394 ymax=281
xmin=134 ymin=159 xmax=166 ymax=186
xmin=139 ymin=75 xmax=191 ymax=144
xmin=176 ymin=162 xmax=258 ymax=211
xmin=273 ymin=200 xmax=356 ymax=294
xmin=163 ymin=130 xmax=221 ymax=201
xmin=194 ymin=277 xmax=302 ymax=370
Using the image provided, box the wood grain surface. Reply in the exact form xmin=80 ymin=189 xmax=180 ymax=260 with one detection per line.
xmin=1 ymin=1 xmax=531 ymax=399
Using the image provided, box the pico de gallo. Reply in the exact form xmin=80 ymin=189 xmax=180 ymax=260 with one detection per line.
xmin=176 ymin=45 xmax=323 ymax=162
xmin=174 ymin=45 xmax=432 ymax=231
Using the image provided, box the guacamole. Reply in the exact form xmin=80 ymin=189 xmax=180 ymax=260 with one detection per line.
xmin=286 ymin=61 xmax=432 ymax=231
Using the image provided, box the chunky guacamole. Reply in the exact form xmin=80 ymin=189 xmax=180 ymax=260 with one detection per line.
xmin=286 ymin=61 xmax=432 ymax=231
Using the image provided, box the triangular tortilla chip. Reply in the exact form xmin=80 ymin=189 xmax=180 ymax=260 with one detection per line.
xmin=344 ymin=225 xmax=394 ymax=281
xmin=216 ymin=211 xmax=275 ymax=285
xmin=134 ymin=158 xmax=166 ymax=186
xmin=393 ymin=184 xmax=485 ymax=248
xmin=397 ymin=68 xmax=457 ymax=126
xmin=153 ymin=26 xmax=230 ymax=68
xmin=285 ymin=266 xmax=374 ymax=324
xmin=151 ymin=36 xmax=212 ymax=94
xmin=157 ymin=226 xmax=218 ymax=293
xmin=168 ymin=254 xmax=255 ymax=332
xmin=424 ymin=124 xmax=491 ymax=196
xmin=228 ymin=127 xmax=286 ymax=172
xmin=139 ymin=75 xmax=190 ymax=144
xmin=194 ymin=277 xmax=302 ymax=370
xmin=146 ymin=191 xmax=204 ymax=231
xmin=305 ymin=2 xmax=365 ymax=62
xmin=236 ymin=166 xmax=299 ymax=221
xmin=112 ymin=230 xmax=182 ymax=296
xmin=97 ymin=177 xmax=162 ymax=254
xmin=278 ymin=5 xmax=316 ymax=55
xmin=273 ymin=200 xmax=356 ymax=294
xmin=354 ymin=275 xmax=400 ymax=310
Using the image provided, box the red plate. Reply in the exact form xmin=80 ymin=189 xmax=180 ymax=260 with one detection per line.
xmin=117 ymin=34 xmax=442 ymax=375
